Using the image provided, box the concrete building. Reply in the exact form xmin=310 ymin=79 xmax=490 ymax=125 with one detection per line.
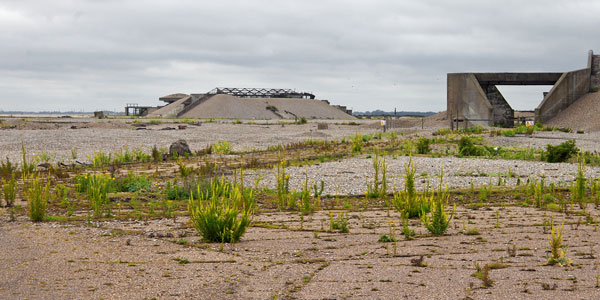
xmin=447 ymin=50 xmax=600 ymax=128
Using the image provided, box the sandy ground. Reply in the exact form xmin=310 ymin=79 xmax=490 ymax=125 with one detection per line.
xmin=2 ymin=206 xmax=599 ymax=300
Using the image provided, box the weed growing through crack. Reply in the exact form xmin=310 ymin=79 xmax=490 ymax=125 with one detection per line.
xmin=2 ymin=175 xmax=17 ymax=207
xmin=300 ymin=173 xmax=313 ymax=214
xmin=421 ymin=169 xmax=455 ymax=235
xmin=331 ymin=211 xmax=349 ymax=233
xmin=401 ymin=214 xmax=415 ymax=240
xmin=472 ymin=262 xmax=493 ymax=287
xmin=494 ymin=210 xmax=501 ymax=228
xmin=275 ymin=157 xmax=292 ymax=210
xmin=312 ymin=180 xmax=324 ymax=209
xmin=366 ymin=150 xmax=387 ymax=199
xmin=572 ymin=156 xmax=587 ymax=209
xmin=547 ymin=222 xmax=572 ymax=266
xmin=392 ymin=158 xmax=431 ymax=218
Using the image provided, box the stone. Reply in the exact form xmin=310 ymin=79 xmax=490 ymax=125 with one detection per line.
xmin=169 ymin=140 xmax=191 ymax=157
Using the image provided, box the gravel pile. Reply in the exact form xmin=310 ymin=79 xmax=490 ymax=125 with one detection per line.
xmin=546 ymin=91 xmax=600 ymax=132
xmin=180 ymin=94 xmax=355 ymax=120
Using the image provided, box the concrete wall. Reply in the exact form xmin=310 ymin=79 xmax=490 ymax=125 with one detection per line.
xmin=447 ymin=73 xmax=492 ymax=127
xmin=591 ymin=55 xmax=600 ymax=90
xmin=535 ymin=68 xmax=591 ymax=123
xmin=482 ymin=85 xmax=514 ymax=127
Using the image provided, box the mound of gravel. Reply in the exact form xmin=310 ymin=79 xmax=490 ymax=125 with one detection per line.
xmin=179 ymin=94 xmax=355 ymax=120
xmin=546 ymin=92 xmax=600 ymax=132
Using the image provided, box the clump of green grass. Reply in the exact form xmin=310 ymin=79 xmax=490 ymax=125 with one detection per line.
xmin=26 ymin=176 xmax=50 ymax=222
xmin=351 ymin=133 xmax=363 ymax=153
xmin=115 ymin=172 xmax=152 ymax=193
xmin=87 ymin=174 xmax=111 ymax=218
xmin=543 ymin=139 xmax=579 ymax=163
xmin=458 ymin=136 xmax=487 ymax=157
xmin=501 ymin=129 xmax=515 ymax=137
xmin=0 ymin=156 xmax=16 ymax=179
xmin=188 ymin=175 xmax=254 ymax=243
xmin=416 ymin=138 xmax=431 ymax=154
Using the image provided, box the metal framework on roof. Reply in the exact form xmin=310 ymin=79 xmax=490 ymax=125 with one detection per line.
xmin=208 ymin=87 xmax=315 ymax=99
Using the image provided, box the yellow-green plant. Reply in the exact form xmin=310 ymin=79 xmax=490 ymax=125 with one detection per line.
xmin=212 ymin=140 xmax=232 ymax=154
xmin=2 ymin=175 xmax=17 ymax=207
xmin=547 ymin=222 xmax=572 ymax=266
xmin=331 ymin=211 xmax=349 ymax=233
xmin=351 ymin=133 xmax=363 ymax=153
xmin=401 ymin=214 xmax=415 ymax=240
xmin=572 ymin=156 xmax=587 ymax=209
xmin=366 ymin=151 xmax=387 ymax=199
xmin=177 ymin=157 xmax=194 ymax=178
xmin=392 ymin=158 xmax=431 ymax=218
xmin=26 ymin=177 xmax=50 ymax=222
xmin=188 ymin=176 xmax=254 ymax=243
xmin=421 ymin=169 xmax=455 ymax=235
xmin=275 ymin=157 xmax=292 ymax=209
xmin=87 ymin=174 xmax=111 ymax=218
xmin=300 ymin=173 xmax=312 ymax=214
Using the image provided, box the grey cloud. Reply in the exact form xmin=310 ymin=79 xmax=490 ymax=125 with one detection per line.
xmin=0 ymin=0 xmax=598 ymax=112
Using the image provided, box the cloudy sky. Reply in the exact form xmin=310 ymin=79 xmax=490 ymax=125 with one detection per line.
xmin=1 ymin=0 xmax=598 ymax=112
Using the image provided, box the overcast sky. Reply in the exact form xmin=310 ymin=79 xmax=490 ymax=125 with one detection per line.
xmin=1 ymin=0 xmax=598 ymax=112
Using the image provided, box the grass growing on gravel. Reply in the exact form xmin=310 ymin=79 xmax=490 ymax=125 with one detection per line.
xmin=188 ymin=174 xmax=254 ymax=243
xmin=421 ymin=169 xmax=455 ymax=235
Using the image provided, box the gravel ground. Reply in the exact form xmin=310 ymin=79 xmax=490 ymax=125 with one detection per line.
xmin=487 ymin=131 xmax=600 ymax=152
xmin=0 ymin=117 xmax=380 ymax=165
xmin=244 ymin=155 xmax=600 ymax=196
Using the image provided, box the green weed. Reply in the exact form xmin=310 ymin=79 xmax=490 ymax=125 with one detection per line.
xmin=26 ymin=176 xmax=50 ymax=222
xmin=188 ymin=176 xmax=254 ymax=243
